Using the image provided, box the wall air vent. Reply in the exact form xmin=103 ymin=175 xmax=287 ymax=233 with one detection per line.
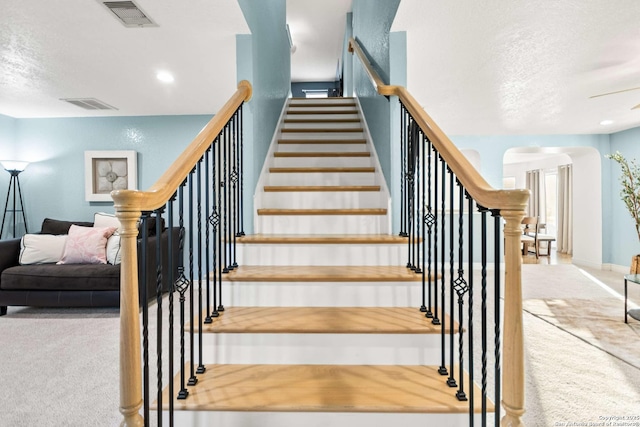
xmin=61 ymin=98 xmax=118 ymax=111
xmin=100 ymin=1 xmax=157 ymax=27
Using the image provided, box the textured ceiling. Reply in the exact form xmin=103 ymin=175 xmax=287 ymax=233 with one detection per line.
xmin=3 ymin=0 xmax=640 ymax=136
xmin=392 ymin=0 xmax=640 ymax=135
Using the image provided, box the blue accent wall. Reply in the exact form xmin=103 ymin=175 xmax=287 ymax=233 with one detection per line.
xmin=237 ymin=0 xmax=291 ymax=234
xmin=389 ymin=31 xmax=406 ymax=234
xmin=1 ymin=115 xmax=210 ymax=239
xmin=351 ymin=0 xmax=400 ymax=190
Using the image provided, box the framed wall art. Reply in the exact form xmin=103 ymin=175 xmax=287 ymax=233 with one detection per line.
xmin=84 ymin=150 xmax=137 ymax=202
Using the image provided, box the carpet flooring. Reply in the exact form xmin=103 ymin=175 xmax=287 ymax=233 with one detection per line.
xmin=0 ymin=264 xmax=638 ymax=426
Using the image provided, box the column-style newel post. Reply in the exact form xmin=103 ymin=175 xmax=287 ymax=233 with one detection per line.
xmin=501 ymin=209 xmax=526 ymax=427
xmin=116 ymin=207 xmax=144 ymax=427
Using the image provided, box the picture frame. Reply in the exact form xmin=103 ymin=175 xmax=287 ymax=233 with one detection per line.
xmin=84 ymin=150 xmax=137 ymax=202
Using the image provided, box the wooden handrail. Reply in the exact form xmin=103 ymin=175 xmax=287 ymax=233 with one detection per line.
xmin=349 ymin=38 xmax=528 ymax=212
xmin=111 ymin=80 xmax=252 ymax=212
xmin=350 ymin=37 xmax=526 ymax=426
xmin=114 ymin=80 xmax=252 ymax=427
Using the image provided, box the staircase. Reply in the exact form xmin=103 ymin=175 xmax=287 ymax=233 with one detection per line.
xmin=160 ymin=98 xmax=491 ymax=426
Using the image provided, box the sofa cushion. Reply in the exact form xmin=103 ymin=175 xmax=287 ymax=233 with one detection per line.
xmin=0 ymin=264 xmax=120 ymax=291
xmin=58 ymin=225 xmax=117 ymax=265
xmin=41 ymin=218 xmax=94 ymax=235
xmin=19 ymin=234 xmax=68 ymax=265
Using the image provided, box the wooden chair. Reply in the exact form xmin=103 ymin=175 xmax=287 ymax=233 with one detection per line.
xmin=521 ymin=216 xmax=539 ymax=259
xmin=535 ymin=223 xmax=556 ymax=257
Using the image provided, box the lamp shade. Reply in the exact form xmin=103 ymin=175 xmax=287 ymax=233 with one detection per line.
xmin=0 ymin=160 xmax=29 ymax=172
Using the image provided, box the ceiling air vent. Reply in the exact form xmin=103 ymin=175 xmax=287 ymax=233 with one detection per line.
xmin=61 ymin=98 xmax=118 ymax=111
xmin=100 ymin=1 xmax=157 ymax=27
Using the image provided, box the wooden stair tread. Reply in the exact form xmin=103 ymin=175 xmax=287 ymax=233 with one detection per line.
xmin=238 ymin=234 xmax=407 ymax=244
xmin=198 ymin=307 xmax=452 ymax=334
xmin=288 ymin=103 xmax=357 ymax=108
xmin=284 ymin=118 xmax=361 ymax=123
xmin=281 ymin=128 xmax=363 ymax=133
xmin=278 ymin=139 xmax=366 ymax=144
xmin=263 ymin=185 xmax=380 ymax=192
xmin=158 ymin=364 xmax=491 ymax=413
xmin=269 ymin=167 xmax=375 ymax=173
xmin=257 ymin=208 xmax=387 ymax=215
xmin=273 ymin=152 xmax=370 ymax=157
xmin=220 ymin=265 xmax=422 ymax=282
xmin=286 ymin=110 xmax=358 ymax=115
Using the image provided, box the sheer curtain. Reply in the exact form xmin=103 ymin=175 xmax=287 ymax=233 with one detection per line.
xmin=526 ymin=169 xmax=546 ymax=223
xmin=557 ymin=164 xmax=573 ymax=254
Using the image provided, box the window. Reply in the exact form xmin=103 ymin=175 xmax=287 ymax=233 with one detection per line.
xmin=544 ymin=171 xmax=557 ymax=236
xmin=303 ymin=90 xmax=328 ymax=98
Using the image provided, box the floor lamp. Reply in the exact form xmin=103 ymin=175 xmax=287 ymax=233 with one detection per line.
xmin=0 ymin=160 xmax=29 ymax=239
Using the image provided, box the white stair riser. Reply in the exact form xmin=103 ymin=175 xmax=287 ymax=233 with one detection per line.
xmin=277 ymin=143 xmax=368 ymax=152
xmin=285 ymin=113 xmax=360 ymax=121
xmin=287 ymin=106 xmax=358 ymax=113
xmin=255 ymin=214 xmax=390 ymax=234
xmin=267 ymin=172 xmax=376 ymax=186
xmin=272 ymin=156 xmax=373 ymax=168
xmin=168 ymin=411 xmax=480 ymax=427
xmin=222 ymin=281 xmax=420 ymax=307
xmin=237 ymin=243 xmax=407 ymax=266
xmin=290 ymin=99 xmax=356 ymax=105
xmin=282 ymin=122 xmax=363 ymax=130
xmin=259 ymin=191 xmax=385 ymax=209
xmin=280 ymin=132 xmax=365 ymax=140
xmin=201 ymin=333 xmax=448 ymax=366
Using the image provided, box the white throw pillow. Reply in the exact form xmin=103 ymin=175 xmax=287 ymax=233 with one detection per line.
xmin=57 ymin=225 xmax=117 ymax=265
xmin=19 ymin=234 xmax=68 ymax=265
xmin=94 ymin=212 xmax=122 ymax=265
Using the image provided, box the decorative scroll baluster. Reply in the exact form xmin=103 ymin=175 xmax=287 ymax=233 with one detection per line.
xmin=222 ymin=123 xmax=229 ymax=274
xmin=209 ymin=139 xmax=220 ymax=318
xmin=479 ymin=205 xmax=488 ymax=424
xmin=175 ymin=184 xmax=190 ymax=400
xmin=139 ymin=212 xmax=150 ymax=421
xmin=167 ymin=194 xmax=176 ymax=426
xmin=420 ymin=130 xmax=427 ymax=313
xmin=400 ymin=104 xmax=407 ymax=237
xmin=231 ymin=109 xmax=239 ymax=268
xmin=453 ymin=180 xmax=468 ymax=401
xmin=492 ymin=210 xmax=502 ymax=426
xmin=447 ymin=168 xmax=457 ymax=388
xmin=414 ymin=124 xmax=421 ymax=275
xmin=154 ymin=208 xmax=165 ymax=427
xmin=424 ymin=138 xmax=434 ymax=318
xmin=195 ymin=160 xmax=205 ymax=376
xmin=204 ymin=149 xmax=213 ymax=324
xmin=238 ymin=105 xmax=246 ymax=236
xmin=217 ymin=127 xmax=225 ymax=312
xmin=226 ymin=121 xmax=233 ymax=272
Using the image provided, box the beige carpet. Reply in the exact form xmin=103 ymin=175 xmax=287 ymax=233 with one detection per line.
xmin=0 ymin=264 xmax=639 ymax=426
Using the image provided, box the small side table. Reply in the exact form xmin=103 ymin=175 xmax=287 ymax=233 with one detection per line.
xmin=624 ymin=274 xmax=640 ymax=323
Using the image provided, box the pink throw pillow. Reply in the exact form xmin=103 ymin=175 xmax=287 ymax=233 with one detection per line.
xmin=57 ymin=225 xmax=117 ymax=265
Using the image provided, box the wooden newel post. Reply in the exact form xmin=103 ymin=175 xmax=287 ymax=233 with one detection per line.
xmin=501 ymin=209 xmax=526 ymax=427
xmin=116 ymin=208 xmax=144 ymax=427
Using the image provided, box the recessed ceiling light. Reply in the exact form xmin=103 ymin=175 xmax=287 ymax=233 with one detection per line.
xmin=600 ymin=119 xmax=614 ymax=126
xmin=156 ymin=71 xmax=174 ymax=83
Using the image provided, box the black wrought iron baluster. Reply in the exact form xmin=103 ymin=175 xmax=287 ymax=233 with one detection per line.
xmin=196 ymin=160 xmax=205 ymax=376
xmin=493 ymin=210 xmax=502 ymax=426
xmin=154 ymin=207 xmax=165 ymax=427
xmin=479 ymin=205 xmax=488 ymax=424
xmin=466 ymin=192 xmax=475 ymax=426
xmin=222 ymin=123 xmax=229 ymax=274
xmin=226 ymin=121 xmax=233 ymax=272
xmin=399 ymin=102 xmax=407 ymax=237
xmin=238 ymin=104 xmax=245 ymax=237
xmin=419 ymin=131 xmax=427 ymax=313
xmin=231 ymin=109 xmax=239 ymax=269
xmin=407 ymin=118 xmax=415 ymax=270
xmin=209 ymin=137 xmax=220 ymax=318
xmin=187 ymin=171 xmax=198 ymax=387
xmin=447 ymin=168 xmax=457 ymax=388
xmin=431 ymin=148 xmax=440 ymax=326
xmin=167 ymin=194 xmax=176 ymax=426
xmin=204 ymin=148 xmax=213 ymax=325
xmin=414 ymin=124 xmax=421 ymax=275
xmin=424 ymin=138 xmax=434 ymax=318
xmin=139 ymin=212 xmax=150 ymax=420
xmin=438 ymin=156 xmax=447 ymax=376
xmin=217 ymin=128 xmax=225 ymax=312
xmin=175 ymin=184 xmax=190 ymax=400
xmin=453 ymin=180 xmax=468 ymax=401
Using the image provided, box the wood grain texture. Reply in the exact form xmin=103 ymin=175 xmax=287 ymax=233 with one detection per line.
xmin=263 ymin=185 xmax=380 ymax=192
xmin=196 ymin=307 xmax=452 ymax=334
xmin=286 ymin=110 xmax=358 ymax=115
xmin=158 ymin=364 xmax=492 ymax=413
xmin=219 ymin=265 xmax=424 ymax=282
xmin=257 ymin=208 xmax=387 ymax=216
xmin=273 ymin=152 xmax=370 ymax=157
xmin=278 ymin=139 xmax=367 ymax=144
xmin=269 ymin=167 xmax=375 ymax=173
xmin=281 ymin=128 xmax=363 ymax=133
xmin=284 ymin=118 xmax=361 ymax=123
